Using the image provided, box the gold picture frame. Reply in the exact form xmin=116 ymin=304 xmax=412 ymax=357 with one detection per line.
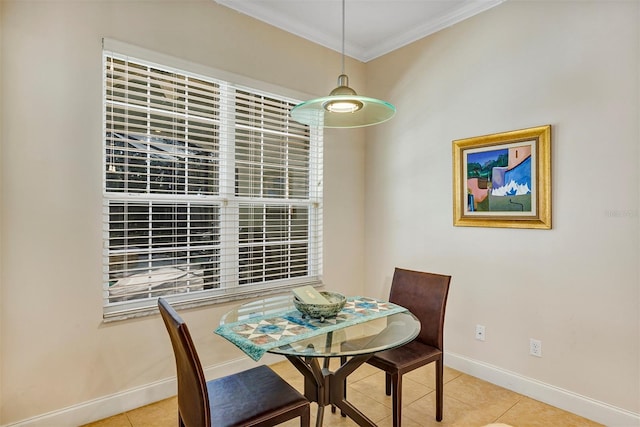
xmin=453 ymin=125 xmax=551 ymax=229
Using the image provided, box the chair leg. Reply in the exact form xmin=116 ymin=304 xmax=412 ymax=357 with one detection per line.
xmin=385 ymin=372 xmax=392 ymax=396
xmin=436 ymin=358 xmax=443 ymax=422
xmin=300 ymin=407 xmax=310 ymax=427
xmin=331 ymin=357 xmax=339 ymax=414
xmin=339 ymin=356 xmax=347 ymax=417
xmin=391 ymin=373 xmax=402 ymax=427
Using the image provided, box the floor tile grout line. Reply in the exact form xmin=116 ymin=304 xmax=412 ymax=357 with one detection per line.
xmin=124 ymin=412 xmax=135 ymax=427
xmin=491 ymin=395 xmax=524 ymax=423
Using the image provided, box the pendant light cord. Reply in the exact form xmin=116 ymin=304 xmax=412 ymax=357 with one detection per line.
xmin=341 ymin=0 xmax=345 ymax=74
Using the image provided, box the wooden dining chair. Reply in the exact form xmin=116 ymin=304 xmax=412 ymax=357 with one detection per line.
xmin=367 ymin=268 xmax=451 ymax=427
xmin=157 ymin=298 xmax=310 ymax=427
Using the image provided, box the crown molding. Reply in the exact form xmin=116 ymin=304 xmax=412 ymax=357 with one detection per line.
xmin=359 ymin=0 xmax=505 ymax=62
xmin=215 ymin=0 xmax=505 ymax=63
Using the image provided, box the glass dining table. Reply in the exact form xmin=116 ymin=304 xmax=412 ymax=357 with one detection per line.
xmin=218 ymin=294 xmax=421 ymax=427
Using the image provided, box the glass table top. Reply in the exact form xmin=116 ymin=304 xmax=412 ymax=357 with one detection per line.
xmin=220 ymin=295 xmax=421 ymax=358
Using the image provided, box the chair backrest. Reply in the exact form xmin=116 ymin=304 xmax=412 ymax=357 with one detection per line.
xmin=388 ymin=268 xmax=451 ymax=350
xmin=158 ymin=298 xmax=211 ymax=427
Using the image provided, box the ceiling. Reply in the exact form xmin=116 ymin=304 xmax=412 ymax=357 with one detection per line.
xmin=215 ymin=0 xmax=505 ymax=63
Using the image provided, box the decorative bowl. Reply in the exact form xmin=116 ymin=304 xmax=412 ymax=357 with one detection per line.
xmin=293 ymin=291 xmax=346 ymax=322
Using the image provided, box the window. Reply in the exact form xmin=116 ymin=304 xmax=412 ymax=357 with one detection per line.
xmin=102 ymin=42 xmax=322 ymax=319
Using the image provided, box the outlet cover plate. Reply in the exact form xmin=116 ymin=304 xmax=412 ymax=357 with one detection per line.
xmin=530 ymin=338 xmax=542 ymax=357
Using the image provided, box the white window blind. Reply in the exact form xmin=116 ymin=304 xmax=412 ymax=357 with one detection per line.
xmin=103 ymin=46 xmax=323 ymax=319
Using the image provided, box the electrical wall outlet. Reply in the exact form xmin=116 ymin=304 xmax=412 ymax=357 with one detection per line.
xmin=475 ymin=324 xmax=486 ymax=341
xmin=530 ymin=338 xmax=542 ymax=357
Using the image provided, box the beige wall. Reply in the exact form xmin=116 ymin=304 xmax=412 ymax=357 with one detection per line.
xmin=1 ymin=0 xmax=639 ymax=425
xmin=365 ymin=0 xmax=639 ymax=419
xmin=0 ymin=2 xmax=3 ymax=421
xmin=0 ymin=1 xmax=365 ymax=424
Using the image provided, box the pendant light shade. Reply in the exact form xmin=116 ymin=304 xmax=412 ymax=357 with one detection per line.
xmin=290 ymin=0 xmax=395 ymax=128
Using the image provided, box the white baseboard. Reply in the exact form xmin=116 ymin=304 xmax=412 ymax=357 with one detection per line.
xmin=1 ymin=353 xmax=284 ymax=427
xmin=445 ymin=351 xmax=640 ymax=427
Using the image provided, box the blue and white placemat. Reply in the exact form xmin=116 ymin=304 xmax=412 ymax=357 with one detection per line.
xmin=215 ymin=297 xmax=407 ymax=361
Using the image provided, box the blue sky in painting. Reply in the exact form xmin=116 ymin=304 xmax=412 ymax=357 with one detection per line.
xmin=467 ymin=148 xmax=508 ymax=166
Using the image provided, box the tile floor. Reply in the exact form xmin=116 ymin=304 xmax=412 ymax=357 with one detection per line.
xmin=83 ymin=360 xmax=603 ymax=427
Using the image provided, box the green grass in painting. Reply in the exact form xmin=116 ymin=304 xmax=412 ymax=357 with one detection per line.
xmin=474 ymin=194 xmax=532 ymax=212
xmin=488 ymin=194 xmax=531 ymax=212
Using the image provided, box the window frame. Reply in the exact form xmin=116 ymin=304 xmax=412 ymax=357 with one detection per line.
xmin=102 ymin=39 xmax=323 ymax=320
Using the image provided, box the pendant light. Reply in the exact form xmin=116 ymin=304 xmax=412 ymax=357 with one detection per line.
xmin=290 ymin=0 xmax=396 ymax=128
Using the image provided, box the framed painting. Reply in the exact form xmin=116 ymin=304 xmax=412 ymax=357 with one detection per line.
xmin=452 ymin=125 xmax=551 ymax=229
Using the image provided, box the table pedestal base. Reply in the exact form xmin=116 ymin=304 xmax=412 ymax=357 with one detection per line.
xmin=286 ymin=354 xmax=376 ymax=427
